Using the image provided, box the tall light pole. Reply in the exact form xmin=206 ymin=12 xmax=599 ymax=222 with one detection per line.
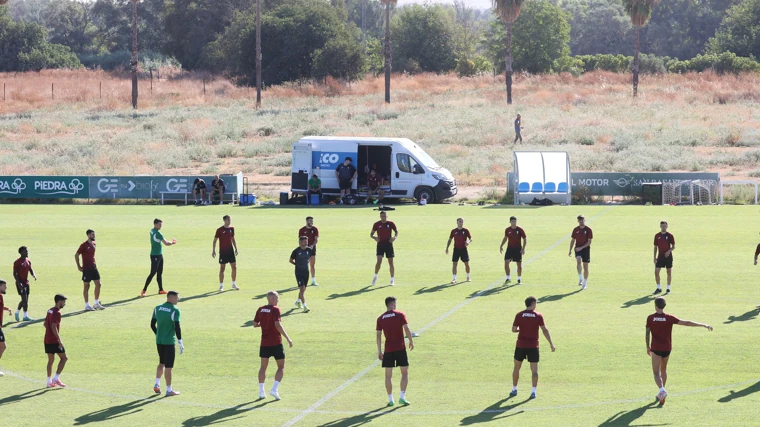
xmin=131 ymin=0 xmax=139 ymax=109
xmin=255 ymin=0 xmax=262 ymax=108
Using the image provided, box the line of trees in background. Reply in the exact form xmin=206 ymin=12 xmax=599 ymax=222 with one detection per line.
xmin=2 ymin=0 xmax=760 ymax=82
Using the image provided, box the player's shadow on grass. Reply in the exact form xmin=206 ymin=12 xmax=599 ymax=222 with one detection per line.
xmin=73 ymin=396 xmax=160 ymax=424
xmin=718 ymin=380 xmax=760 ymax=403
xmin=12 ymin=296 xmax=143 ymax=329
xmin=327 ymin=285 xmax=391 ymax=300
xmin=415 ymin=282 xmax=462 ymax=295
xmin=460 ymin=396 xmax=527 ymax=425
xmin=182 ymin=400 xmax=272 ymax=426
xmin=0 ymin=388 xmax=54 ymax=407
xmin=467 ymin=284 xmax=517 ymax=299
xmin=317 ymin=406 xmax=399 ymax=427
xmin=621 ymin=295 xmax=655 ymax=309
xmin=105 ymin=296 xmax=141 ymax=308
xmin=724 ymin=307 xmax=760 ymax=324
xmin=598 ymin=401 xmax=664 ymax=426
xmin=253 ymin=287 xmax=298 ymax=300
xmin=537 ymin=289 xmax=582 ymax=304
xmin=183 ymin=291 xmax=226 ymax=303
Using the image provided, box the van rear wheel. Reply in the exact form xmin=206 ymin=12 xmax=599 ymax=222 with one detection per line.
xmin=414 ymin=186 xmax=436 ymax=203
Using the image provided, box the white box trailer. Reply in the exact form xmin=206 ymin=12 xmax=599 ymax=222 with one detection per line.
xmin=291 ymin=136 xmax=457 ymax=202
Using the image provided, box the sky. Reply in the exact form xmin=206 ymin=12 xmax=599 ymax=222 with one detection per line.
xmin=397 ymin=0 xmax=493 ymax=10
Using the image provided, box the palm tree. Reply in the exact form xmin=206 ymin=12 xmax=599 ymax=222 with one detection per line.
xmin=130 ymin=0 xmax=139 ymax=109
xmin=380 ymin=0 xmax=396 ymax=104
xmin=493 ymin=0 xmax=523 ymax=104
xmin=624 ymin=0 xmax=659 ymax=97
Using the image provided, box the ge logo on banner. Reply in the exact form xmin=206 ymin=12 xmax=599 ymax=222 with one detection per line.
xmin=97 ymin=178 xmax=119 ymax=193
xmin=166 ymin=178 xmax=188 ymax=193
xmin=320 ymin=153 xmax=340 ymax=165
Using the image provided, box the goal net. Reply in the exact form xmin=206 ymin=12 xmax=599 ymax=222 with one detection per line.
xmin=662 ymin=180 xmax=719 ymax=205
xmin=719 ymin=180 xmax=759 ymax=205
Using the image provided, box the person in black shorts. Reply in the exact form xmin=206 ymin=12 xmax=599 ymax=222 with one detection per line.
xmin=0 ymin=280 xmax=12 ymax=376
xmin=192 ymin=178 xmax=208 ymax=205
xmin=213 ymin=215 xmax=239 ymax=292
xmin=569 ymin=215 xmax=593 ymax=290
xmin=445 ymin=218 xmax=472 ymax=284
xmin=511 ymin=296 xmax=555 ymax=399
xmin=254 ymin=291 xmax=293 ymax=400
xmin=376 ymin=296 xmax=414 ymax=406
xmin=371 ymin=211 xmax=398 ymax=286
xmin=75 ymin=229 xmax=105 ymax=311
xmin=500 ymin=216 xmax=527 ymax=284
xmin=335 ymin=157 xmax=357 ymax=203
xmin=290 ymin=237 xmax=314 ymax=313
xmin=44 ymin=294 xmax=68 ymax=388
xmin=653 ymin=221 xmax=676 ymax=294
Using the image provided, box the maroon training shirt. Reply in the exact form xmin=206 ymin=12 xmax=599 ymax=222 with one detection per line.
xmin=376 ymin=310 xmax=408 ymax=352
xmin=505 ymin=227 xmax=526 ymax=248
xmin=755 ymin=243 xmax=760 ymax=256
xmin=654 ymin=232 xmax=675 ymax=258
xmin=646 ymin=313 xmax=681 ymax=352
xmin=254 ymin=305 xmax=282 ymax=347
xmin=0 ymin=294 xmax=5 ymax=325
xmin=513 ymin=309 xmax=545 ymax=348
xmin=13 ymin=257 xmax=32 ymax=284
xmin=76 ymin=241 xmax=97 ymax=269
xmin=44 ymin=307 xmax=62 ymax=344
xmin=450 ymin=228 xmax=472 ymax=249
xmin=373 ymin=221 xmax=397 ymax=244
xmin=299 ymin=226 xmax=319 ymax=247
xmin=215 ymin=226 xmax=235 ymax=253
xmin=572 ymin=226 xmax=593 ymax=247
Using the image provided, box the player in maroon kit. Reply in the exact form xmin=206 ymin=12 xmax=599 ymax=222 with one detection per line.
xmin=376 ymin=296 xmax=414 ymax=406
xmin=446 ymin=218 xmax=472 ymax=284
xmin=213 ymin=215 xmax=239 ymax=292
xmin=371 ymin=211 xmax=398 ymax=286
xmin=754 ymin=240 xmax=759 ymax=266
xmin=298 ymin=216 xmax=320 ymax=286
xmin=254 ymin=291 xmax=293 ymax=401
xmin=75 ymin=229 xmax=105 ymax=311
xmin=568 ymin=215 xmax=593 ymax=290
xmin=0 ymin=279 xmax=12 ymax=377
xmin=653 ymin=221 xmax=676 ymax=294
xmin=646 ymin=296 xmax=712 ymax=406
xmin=510 ymin=296 xmax=555 ymax=399
xmin=44 ymin=294 xmax=69 ymax=388
xmin=500 ymin=216 xmax=527 ymax=284
xmin=13 ymin=246 xmax=37 ymax=322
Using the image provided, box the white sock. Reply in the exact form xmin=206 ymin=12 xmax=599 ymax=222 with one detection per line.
xmin=373 ymin=274 xmax=378 ymax=280
xmin=296 ymin=299 xmax=301 ymax=304
xmin=53 ymin=374 xmax=60 ymax=382
xmin=388 ymin=393 xmax=393 ymax=401
xmin=47 ymin=377 xmax=52 ymax=384
xmin=531 ymin=387 xmax=536 ymax=394
xmin=303 ymin=303 xmax=308 ymax=308
xmin=467 ymin=273 xmax=471 ymax=279
xmin=272 ymin=380 xmax=280 ymax=392
xmin=660 ymin=386 xmax=666 ymax=393
xmin=155 ymin=378 xmax=161 ymax=387
xmin=400 ymin=391 xmax=406 ymax=399
xmin=582 ymin=279 xmax=587 ymax=285
xmin=507 ymin=275 xmax=511 ymax=280
xmin=16 ymin=310 xmax=20 ymax=315
xmin=452 ymin=275 xmax=457 ymax=281
xmin=167 ymin=385 xmax=173 ymax=392
xmin=578 ymin=273 xmax=583 ymax=281
xmin=518 ymin=276 xmax=521 ymax=281
xmin=94 ymin=299 xmax=100 ymax=305
xmin=390 ymin=277 xmax=394 ymax=281
xmin=512 ymin=386 xmax=517 ymax=392
xmin=657 ymin=283 xmax=661 ymax=289
xmin=220 ymin=283 xmax=224 ymax=288
xmin=232 ymin=281 xmax=236 ymax=286
xmin=311 ymin=277 xmax=316 ymax=283
xmin=667 ymin=285 xmax=671 ymax=290
xmin=24 ymin=311 xmax=28 ymax=317
xmin=259 ymin=383 xmax=265 ymax=393
xmin=85 ymin=302 xmax=92 ymax=307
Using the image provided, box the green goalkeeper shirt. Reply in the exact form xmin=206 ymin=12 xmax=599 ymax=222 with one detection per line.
xmin=153 ymin=302 xmax=181 ymax=345
xmin=150 ymin=228 xmax=164 ymax=256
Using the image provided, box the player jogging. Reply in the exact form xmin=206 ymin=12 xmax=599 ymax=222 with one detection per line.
xmin=376 ymin=296 xmax=414 ymax=407
xmin=0 ymin=279 xmax=12 ymax=377
xmin=754 ymin=239 xmax=759 ymax=266
xmin=44 ymin=294 xmax=68 ymax=388
xmin=151 ymin=290 xmax=183 ymax=397
xmin=254 ymin=291 xmax=294 ymax=400
xmin=653 ymin=221 xmax=676 ymax=294
xmin=371 ymin=211 xmax=398 ymax=286
xmin=75 ymin=229 xmax=105 ymax=311
xmin=212 ymin=215 xmax=239 ymax=292
xmin=446 ymin=218 xmax=472 ymax=284
xmin=510 ymin=296 xmax=555 ymax=399
xmin=13 ymin=246 xmax=37 ymax=322
xmin=298 ymin=216 xmax=320 ymax=286
xmin=500 ymin=216 xmax=527 ymax=284
xmin=645 ymin=296 xmax=712 ymax=405
xmin=568 ymin=215 xmax=593 ymax=290
xmin=142 ymin=219 xmax=177 ymax=297
xmin=290 ymin=237 xmax=314 ymax=313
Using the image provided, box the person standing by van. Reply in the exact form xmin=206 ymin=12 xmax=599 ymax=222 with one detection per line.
xmin=335 ymin=157 xmax=357 ymax=203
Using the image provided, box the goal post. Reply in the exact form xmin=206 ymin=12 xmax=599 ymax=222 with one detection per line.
xmin=662 ymin=179 xmax=719 ymax=205
xmin=720 ymin=180 xmax=759 ymax=205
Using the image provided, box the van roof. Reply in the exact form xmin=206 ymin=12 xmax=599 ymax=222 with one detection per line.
xmin=298 ymin=136 xmax=416 ymax=148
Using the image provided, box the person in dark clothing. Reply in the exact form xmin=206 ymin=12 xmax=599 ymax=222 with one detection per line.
xmin=514 ymin=114 xmax=523 ymax=144
xmin=335 ymin=157 xmax=357 ymax=203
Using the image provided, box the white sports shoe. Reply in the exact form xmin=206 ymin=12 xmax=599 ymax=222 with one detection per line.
xmin=311 ymin=280 xmax=319 ymax=287
xmin=259 ymin=392 xmax=266 ymax=399
xmin=94 ymin=302 xmax=106 ymax=310
xmin=219 ymin=284 xmax=224 ymax=292
xmin=0 ymin=371 xmax=5 ymax=377
xmin=270 ymin=390 xmax=281 ymax=400
xmin=581 ymin=283 xmax=587 ymax=290
xmin=390 ymin=278 xmax=395 ymax=286
xmin=232 ymin=284 xmax=240 ymax=290
xmin=295 ymin=300 xmax=302 ymax=308
xmin=85 ymin=305 xmax=95 ymax=311
xmin=371 ymin=276 xmax=377 ymax=286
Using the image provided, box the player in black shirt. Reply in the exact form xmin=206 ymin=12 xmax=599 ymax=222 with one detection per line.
xmin=290 ymin=236 xmax=314 ymax=313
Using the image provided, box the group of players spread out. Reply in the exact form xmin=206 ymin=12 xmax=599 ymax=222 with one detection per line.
xmin=0 ymin=212 xmax=756 ymax=408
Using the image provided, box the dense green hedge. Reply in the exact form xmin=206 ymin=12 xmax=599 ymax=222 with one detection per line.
xmin=572 ymin=52 xmax=760 ymax=75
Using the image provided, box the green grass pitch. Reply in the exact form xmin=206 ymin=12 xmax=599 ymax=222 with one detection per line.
xmin=0 ymin=204 xmax=759 ymax=426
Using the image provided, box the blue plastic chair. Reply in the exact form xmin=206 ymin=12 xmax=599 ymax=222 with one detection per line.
xmin=544 ymin=182 xmax=556 ymax=193
xmin=531 ymin=182 xmax=543 ymax=193
xmin=557 ymin=182 xmax=568 ymax=193
xmin=518 ymin=182 xmax=530 ymax=193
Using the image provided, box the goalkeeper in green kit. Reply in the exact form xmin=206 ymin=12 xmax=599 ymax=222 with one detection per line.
xmin=151 ymin=290 xmax=184 ymax=396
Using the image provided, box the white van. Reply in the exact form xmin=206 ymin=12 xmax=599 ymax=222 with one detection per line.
xmin=291 ymin=136 xmax=457 ymax=202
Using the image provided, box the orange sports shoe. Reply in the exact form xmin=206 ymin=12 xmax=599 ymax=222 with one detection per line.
xmin=158 ymin=290 xmax=168 ymax=295
xmin=140 ymin=290 xmax=146 ymax=297
xmin=53 ymin=379 xmax=67 ymax=388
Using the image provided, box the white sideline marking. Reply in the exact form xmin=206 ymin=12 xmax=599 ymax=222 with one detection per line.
xmin=281 ymin=208 xmax=614 ymax=426
xmin=2 ymin=368 xmax=755 ymax=417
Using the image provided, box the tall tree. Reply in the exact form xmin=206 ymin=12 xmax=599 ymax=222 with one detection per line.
xmin=623 ymin=0 xmax=659 ymax=97
xmin=493 ymin=0 xmax=523 ymax=104
xmin=256 ymin=0 xmax=261 ymax=107
xmin=380 ymin=0 xmax=395 ymax=103
xmin=130 ymin=0 xmax=138 ymax=109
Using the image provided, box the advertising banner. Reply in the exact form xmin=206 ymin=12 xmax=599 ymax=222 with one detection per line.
xmin=0 ymin=176 xmax=88 ymax=199
xmin=508 ymin=172 xmax=721 ymax=196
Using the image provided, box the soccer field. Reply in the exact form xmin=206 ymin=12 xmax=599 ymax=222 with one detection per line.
xmin=0 ymin=204 xmax=759 ymax=426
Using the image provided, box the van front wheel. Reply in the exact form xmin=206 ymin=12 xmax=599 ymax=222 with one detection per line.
xmin=414 ymin=186 xmax=436 ymax=203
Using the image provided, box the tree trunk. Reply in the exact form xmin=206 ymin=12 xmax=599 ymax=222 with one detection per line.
xmin=505 ymin=21 xmax=513 ymax=105
xmin=256 ymin=0 xmax=262 ymax=108
xmin=130 ymin=0 xmax=138 ymax=109
xmin=384 ymin=2 xmax=391 ymax=104
xmin=633 ymin=25 xmax=640 ymax=98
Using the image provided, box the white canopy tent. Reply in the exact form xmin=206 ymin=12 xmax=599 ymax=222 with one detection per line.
xmin=513 ymin=151 xmax=571 ymax=205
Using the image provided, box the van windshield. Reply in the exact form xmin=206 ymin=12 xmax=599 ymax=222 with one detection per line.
xmin=409 ymin=145 xmax=440 ymax=169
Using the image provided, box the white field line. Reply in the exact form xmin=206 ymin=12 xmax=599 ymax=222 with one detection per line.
xmin=280 ymin=208 xmax=615 ymax=426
